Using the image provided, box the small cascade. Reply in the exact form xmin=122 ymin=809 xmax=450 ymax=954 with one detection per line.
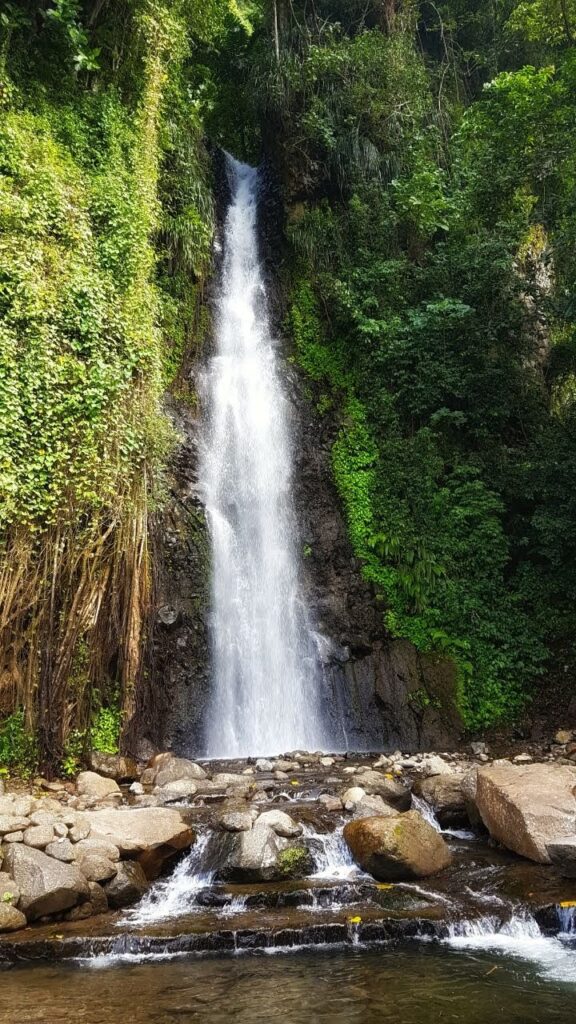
xmin=558 ymin=904 xmax=576 ymax=936
xmin=445 ymin=911 xmax=576 ymax=983
xmin=124 ymin=835 xmax=215 ymax=925
xmin=411 ymin=794 xmax=442 ymax=831
xmin=303 ymin=825 xmax=363 ymax=881
xmin=411 ymin=794 xmax=476 ymax=841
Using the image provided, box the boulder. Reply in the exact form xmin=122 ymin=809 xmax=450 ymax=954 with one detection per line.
xmin=77 ymin=853 xmax=117 ymax=883
xmin=343 ymin=811 xmax=452 ymax=881
xmin=255 ymin=810 xmax=302 ymax=838
xmin=354 ymin=771 xmax=411 ymax=810
xmin=342 ymin=787 xmax=368 ymax=809
xmin=3 ymin=843 xmax=89 ymax=920
xmin=45 ymin=839 xmax=77 ymax=863
xmin=0 ymin=816 xmax=31 ymax=836
xmin=65 ymin=881 xmax=108 ymax=922
xmin=74 ymin=837 xmax=120 ymax=862
xmin=216 ymin=824 xmax=288 ymax=882
xmin=76 ymin=772 xmax=121 ymax=801
xmin=3 ymin=832 xmax=24 ymax=843
xmin=89 ymin=753 xmax=139 ymax=782
xmin=219 ymin=811 xmax=253 ymax=833
xmin=0 ymin=796 xmax=32 ymax=817
xmin=69 ymin=816 xmax=91 ymax=843
xmin=212 ymin=773 xmax=249 ymax=789
xmin=104 ymin=861 xmax=149 ymax=908
xmin=354 ymin=795 xmax=397 ymax=819
xmin=415 ymin=773 xmax=468 ymax=827
xmin=474 ymin=764 xmax=576 ymax=863
xmin=154 ymin=779 xmax=197 ymax=800
xmin=23 ymin=824 xmax=55 ymax=849
xmin=0 ymin=904 xmax=26 ymax=933
xmin=153 ymin=758 xmax=206 ymax=787
xmin=255 ymin=758 xmax=275 ymax=772
xmin=83 ymin=807 xmax=194 ymax=878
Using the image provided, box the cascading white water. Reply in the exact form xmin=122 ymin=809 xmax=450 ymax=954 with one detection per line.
xmin=200 ymin=155 xmax=332 ymax=757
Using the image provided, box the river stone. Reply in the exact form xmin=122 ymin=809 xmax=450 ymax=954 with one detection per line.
xmin=76 ymin=772 xmax=122 ymax=801
xmin=355 ymin=771 xmax=411 ymax=810
xmin=3 ymin=843 xmax=89 ymax=920
xmin=104 ymin=861 xmax=149 ymax=908
xmin=217 ymin=824 xmax=288 ymax=882
xmin=212 ymin=773 xmax=249 ymax=789
xmin=0 ymin=816 xmax=31 ymax=835
xmin=354 ymin=795 xmax=398 ymax=819
xmin=89 ymin=752 xmax=139 ymax=782
xmin=23 ymin=824 xmax=55 ymax=849
xmin=155 ymin=779 xmax=198 ymax=800
xmin=255 ymin=810 xmax=302 ymax=838
xmin=474 ymin=764 xmax=576 ymax=863
xmin=45 ymin=839 xmax=77 ymax=863
xmin=77 ymin=853 xmax=117 ymax=883
xmin=0 ymin=872 xmax=20 ymax=904
xmin=342 ymin=786 xmax=367 ymax=810
xmin=73 ymin=837 xmax=120 ymax=862
xmin=82 ymin=807 xmax=194 ymax=878
xmin=0 ymin=796 xmax=33 ymax=817
xmin=153 ymin=758 xmax=207 ymax=787
xmin=219 ymin=811 xmax=253 ymax=832
xmin=0 ymin=904 xmax=26 ymax=932
xmin=3 ymin=832 xmax=24 ymax=843
xmin=69 ymin=816 xmax=91 ymax=843
xmin=414 ymin=773 xmax=468 ymax=827
xmin=344 ymin=811 xmax=452 ymax=881
xmin=255 ymin=759 xmax=275 ymax=772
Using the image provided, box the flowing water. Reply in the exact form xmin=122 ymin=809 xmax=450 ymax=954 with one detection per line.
xmin=200 ymin=155 xmax=332 ymax=758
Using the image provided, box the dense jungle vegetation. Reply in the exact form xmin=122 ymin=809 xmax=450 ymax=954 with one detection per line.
xmin=1 ymin=0 xmax=576 ymax=770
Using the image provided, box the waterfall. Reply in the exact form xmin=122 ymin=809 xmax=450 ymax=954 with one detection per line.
xmin=200 ymin=154 xmax=333 ymax=758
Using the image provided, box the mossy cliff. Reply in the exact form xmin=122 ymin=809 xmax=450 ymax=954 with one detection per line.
xmin=3 ymin=1 xmax=576 ymax=770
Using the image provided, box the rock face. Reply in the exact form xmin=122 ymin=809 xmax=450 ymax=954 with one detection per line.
xmin=343 ymin=812 xmax=452 ymax=880
xmin=474 ymin=764 xmax=576 ymax=863
xmin=355 ymin=771 xmax=411 ymax=810
xmin=547 ymin=841 xmax=576 ymax=878
xmin=134 ymin=375 xmax=464 ymax=755
xmin=83 ymin=807 xmax=194 ymax=878
xmin=3 ymin=843 xmax=89 ymax=920
xmin=415 ymin=773 xmax=468 ymax=827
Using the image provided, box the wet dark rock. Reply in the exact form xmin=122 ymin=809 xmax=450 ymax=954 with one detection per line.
xmin=104 ymin=862 xmax=149 ymax=909
xmin=414 ymin=773 xmax=468 ymax=827
xmin=547 ymin=841 xmax=576 ymax=878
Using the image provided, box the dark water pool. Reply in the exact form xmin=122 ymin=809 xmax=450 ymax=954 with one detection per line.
xmin=1 ymin=942 xmax=575 ymax=1024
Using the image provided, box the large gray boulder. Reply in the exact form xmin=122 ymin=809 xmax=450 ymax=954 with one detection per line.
xmin=344 ymin=811 xmax=452 ymax=881
xmin=83 ymin=807 xmax=194 ymax=878
xmin=152 ymin=757 xmax=206 ymax=787
xmin=354 ymin=771 xmax=411 ymax=810
xmin=474 ymin=764 xmax=576 ymax=863
xmin=3 ymin=843 xmax=89 ymax=920
xmin=76 ymin=772 xmax=121 ymax=801
xmin=255 ymin=810 xmax=302 ymax=838
xmin=216 ymin=824 xmax=289 ymax=882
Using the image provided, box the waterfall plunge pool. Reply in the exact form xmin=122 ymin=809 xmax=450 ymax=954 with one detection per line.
xmin=1 ymin=941 xmax=575 ymax=1024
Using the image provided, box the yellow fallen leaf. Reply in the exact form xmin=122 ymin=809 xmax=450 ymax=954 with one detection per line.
xmin=290 ymin=780 xmax=299 ymax=786
xmin=560 ymin=900 xmax=576 ymax=908
xmin=348 ymin=916 xmax=362 ymax=924
xmin=385 ymin=773 xmax=393 ymax=779
xmin=376 ymin=883 xmax=394 ymax=890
